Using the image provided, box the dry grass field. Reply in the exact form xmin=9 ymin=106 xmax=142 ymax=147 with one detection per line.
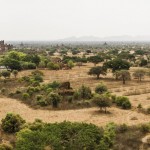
xmin=0 ymin=97 xmax=149 ymax=126
xmin=0 ymin=63 xmax=150 ymax=126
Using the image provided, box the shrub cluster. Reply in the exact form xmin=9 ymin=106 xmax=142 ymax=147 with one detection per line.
xmin=0 ymin=143 xmax=13 ymax=150
xmin=15 ymin=121 xmax=116 ymax=150
xmin=114 ymin=96 xmax=131 ymax=109
xmin=1 ymin=113 xmax=25 ymax=133
xmin=73 ymin=85 xmax=92 ymax=100
xmin=95 ymin=83 xmax=108 ymax=94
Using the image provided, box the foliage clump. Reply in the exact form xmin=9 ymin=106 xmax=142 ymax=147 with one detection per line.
xmin=48 ymin=92 xmax=61 ymax=108
xmin=115 ymin=96 xmax=131 ymax=109
xmin=0 ymin=143 xmax=13 ymax=150
xmin=78 ymin=85 xmax=92 ymax=100
xmin=15 ymin=121 xmax=116 ymax=150
xmin=1 ymin=113 xmax=25 ymax=133
xmin=93 ymin=94 xmax=112 ymax=113
xmin=95 ymin=83 xmax=108 ymax=94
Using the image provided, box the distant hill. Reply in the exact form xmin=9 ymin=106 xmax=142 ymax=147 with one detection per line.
xmin=59 ymin=35 xmax=150 ymax=42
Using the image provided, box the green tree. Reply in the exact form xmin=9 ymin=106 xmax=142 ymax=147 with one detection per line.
xmin=78 ymin=85 xmax=92 ymax=100
xmin=47 ymin=62 xmax=54 ymax=70
xmin=88 ymin=55 xmax=104 ymax=66
xmin=7 ymin=51 xmax=26 ymax=61
xmin=140 ymin=59 xmax=148 ymax=67
xmin=93 ymin=94 xmax=112 ymax=113
xmin=88 ymin=66 xmax=107 ymax=79
xmin=44 ymin=59 xmax=49 ymax=68
xmin=15 ymin=122 xmax=104 ymax=150
xmin=1 ymin=113 xmax=25 ymax=133
xmin=104 ymin=58 xmax=130 ymax=73
xmin=2 ymin=57 xmax=22 ymax=71
xmin=32 ymin=55 xmax=41 ymax=66
xmin=135 ymin=50 xmax=145 ymax=55
xmin=133 ymin=69 xmax=146 ymax=82
xmin=23 ymin=54 xmax=40 ymax=66
xmin=117 ymin=70 xmax=131 ymax=84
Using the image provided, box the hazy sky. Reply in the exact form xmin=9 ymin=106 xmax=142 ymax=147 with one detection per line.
xmin=0 ymin=0 xmax=150 ymax=40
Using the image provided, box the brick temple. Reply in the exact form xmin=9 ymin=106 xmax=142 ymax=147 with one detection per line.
xmin=0 ymin=40 xmax=13 ymax=53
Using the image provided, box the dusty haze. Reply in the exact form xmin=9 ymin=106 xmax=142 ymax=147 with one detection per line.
xmin=0 ymin=0 xmax=150 ymax=41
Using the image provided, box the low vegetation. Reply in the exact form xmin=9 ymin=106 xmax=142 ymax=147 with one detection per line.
xmin=0 ymin=43 xmax=150 ymax=149
xmin=0 ymin=113 xmax=150 ymax=150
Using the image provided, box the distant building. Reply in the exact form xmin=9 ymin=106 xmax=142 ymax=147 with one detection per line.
xmin=0 ymin=40 xmax=13 ymax=53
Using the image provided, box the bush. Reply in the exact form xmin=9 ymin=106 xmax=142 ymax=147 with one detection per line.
xmin=46 ymin=88 xmax=53 ymax=94
xmin=93 ymin=94 xmax=112 ymax=113
xmin=140 ymin=124 xmax=150 ymax=133
xmin=122 ymin=100 xmax=131 ymax=109
xmin=37 ymin=99 xmax=48 ymax=107
xmin=111 ymin=95 xmax=117 ymax=103
xmin=31 ymin=81 xmax=40 ymax=87
xmin=100 ymin=123 xmax=116 ymax=148
xmin=16 ymin=90 xmax=21 ymax=94
xmin=1 ymin=70 xmax=11 ymax=79
xmin=115 ymin=96 xmax=131 ymax=109
xmin=15 ymin=121 xmax=106 ymax=150
xmin=31 ymin=70 xmax=43 ymax=76
xmin=117 ymin=124 xmax=128 ymax=133
xmin=1 ymin=113 xmax=25 ymax=133
xmin=9 ymin=92 xmax=14 ymax=97
xmin=21 ymin=62 xmax=36 ymax=70
xmin=0 ymin=143 xmax=13 ymax=150
xmin=48 ymin=92 xmax=61 ymax=108
xmin=22 ymin=93 xmax=30 ymax=100
xmin=66 ymin=96 xmax=73 ymax=103
xmin=34 ymin=86 xmax=41 ymax=92
xmin=26 ymin=86 xmax=35 ymax=96
xmin=73 ymin=90 xmax=81 ymax=100
xmin=21 ymin=76 xmax=30 ymax=82
xmin=95 ymin=83 xmax=108 ymax=94
xmin=1 ymin=88 xmax=6 ymax=93
xmin=47 ymin=62 xmax=54 ymax=70
xmin=36 ymin=95 xmax=43 ymax=101
xmin=44 ymin=81 xmax=60 ymax=90
xmin=78 ymin=85 xmax=92 ymax=100
xmin=53 ymin=64 xmax=60 ymax=70
xmin=29 ymin=119 xmax=44 ymax=131
xmin=38 ymin=61 xmax=45 ymax=68
xmin=67 ymin=60 xmax=74 ymax=69
xmin=32 ymin=74 xmax=43 ymax=82
xmin=137 ymin=103 xmax=142 ymax=109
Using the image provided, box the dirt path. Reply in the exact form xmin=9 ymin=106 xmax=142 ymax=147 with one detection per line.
xmin=0 ymin=97 xmax=150 ymax=126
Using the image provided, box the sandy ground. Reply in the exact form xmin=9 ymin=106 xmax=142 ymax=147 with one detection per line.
xmin=0 ymin=63 xmax=150 ymax=127
xmin=19 ymin=63 xmax=150 ymax=109
xmin=0 ymin=97 xmax=149 ymax=127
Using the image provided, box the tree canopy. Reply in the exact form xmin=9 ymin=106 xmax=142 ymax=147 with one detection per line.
xmin=104 ymin=59 xmax=130 ymax=72
xmin=88 ymin=66 xmax=107 ymax=79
